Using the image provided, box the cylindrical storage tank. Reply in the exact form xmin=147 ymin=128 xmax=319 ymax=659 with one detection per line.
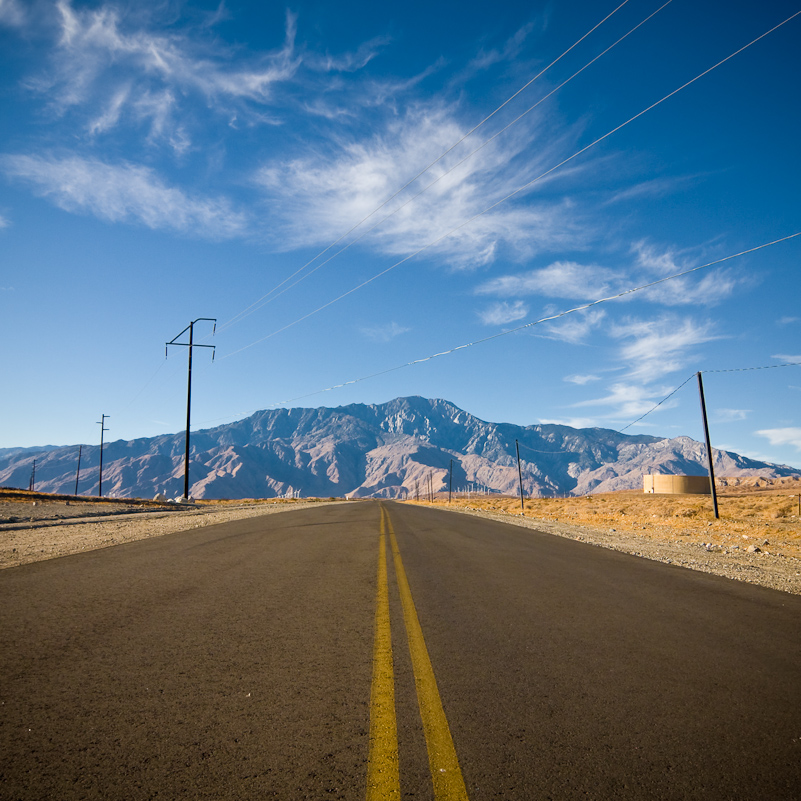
xmin=643 ymin=474 xmax=710 ymax=494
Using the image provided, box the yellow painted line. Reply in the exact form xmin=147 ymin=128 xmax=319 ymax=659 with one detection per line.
xmin=366 ymin=509 xmax=400 ymax=800
xmin=385 ymin=506 xmax=470 ymax=801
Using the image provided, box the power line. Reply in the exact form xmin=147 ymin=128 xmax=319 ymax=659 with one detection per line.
xmin=221 ymin=11 xmax=801 ymax=361
xmin=195 ymin=231 xmax=800 ymax=425
xmin=228 ymin=1 xmax=675 ymax=327
xmin=704 ymin=362 xmax=801 ymax=374
xmin=618 ymin=374 xmax=695 ymax=433
xmin=216 ymin=0 xmax=635 ymax=334
xmin=617 ymin=361 xmax=801 ymax=432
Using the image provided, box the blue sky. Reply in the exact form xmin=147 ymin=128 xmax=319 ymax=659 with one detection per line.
xmin=1 ymin=0 xmax=800 ymax=469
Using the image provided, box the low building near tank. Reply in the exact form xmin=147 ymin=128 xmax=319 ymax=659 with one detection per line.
xmin=643 ymin=474 xmax=710 ymax=494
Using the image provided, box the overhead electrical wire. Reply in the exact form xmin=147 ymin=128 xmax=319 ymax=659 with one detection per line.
xmin=617 ymin=360 xmax=801 ymax=433
xmin=704 ymin=362 xmax=801 ymax=374
xmin=617 ymin=374 xmax=696 ymax=433
xmin=223 ymin=0 xmax=674 ymax=326
xmin=219 ymin=9 xmax=801 ymax=362
xmin=194 ymin=231 xmax=800 ymax=426
xmin=215 ymin=0 xmax=636 ymax=334
xmin=92 ymin=1 xmax=642 ymax=432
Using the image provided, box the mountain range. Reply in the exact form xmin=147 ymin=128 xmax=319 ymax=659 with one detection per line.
xmin=0 ymin=397 xmax=797 ymax=500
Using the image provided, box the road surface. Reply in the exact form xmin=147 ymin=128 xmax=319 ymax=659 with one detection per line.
xmin=1 ymin=501 xmax=799 ymax=799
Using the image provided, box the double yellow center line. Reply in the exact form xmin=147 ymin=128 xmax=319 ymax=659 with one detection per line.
xmin=367 ymin=505 xmax=469 ymax=800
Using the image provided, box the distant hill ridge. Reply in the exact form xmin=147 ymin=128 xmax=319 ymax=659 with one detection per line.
xmin=0 ymin=396 xmax=797 ymax=499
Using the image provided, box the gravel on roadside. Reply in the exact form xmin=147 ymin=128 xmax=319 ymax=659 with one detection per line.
xmin=0 ymin=501 xmax=339 ymax=569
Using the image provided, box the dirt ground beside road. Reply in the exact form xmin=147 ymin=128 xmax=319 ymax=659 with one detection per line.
xmin=0 ymin=490 xmax=340 ymax=569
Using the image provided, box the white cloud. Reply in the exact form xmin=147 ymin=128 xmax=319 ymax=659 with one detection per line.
xmin=572 ymin=382 xmax=657 ymax=415
xmin=313 ymin=36 xmax=390 ymax=73
xmin=478 ymin=300 xmax=528 ymax=326
xmin=542 ymin=308 xmax=606 ymax=344
xmin=34 ymin=2 xmax=395 ymax=149
xmin=253 ymin=103 xmax=581 ymax=268
xmin=610 ymin=315 xmax=717 ymax=382
xmin=0 ymin=0 xmax=25 ymax=27
xmin=771 ymin=354 xmax=801 ymax=363
xmin=564 ymin=373 xmax=600 ymax=385
xmin=477 ymin=261 xmax=620 ymax=300
xmin=713 ymin=408 xmax=750 ymax=423
xmin=756 ymin=427 xmax=801 ymax=452
xmin=1 ymin=153 xmax=247 ymax=238
xmin=638 ymin=269 xmax=739 ymax=306
xmin=462 ymin=22 xmax=536 ymax=74
xmin=777 ymin=317 xmax=799 ymax=326
xmin=52 ymin=1 xmax=300 ymax=109
xmin=88 ymin=84 xmax=131 ymax=135
xmin=475 ymin=242 xmax=742 ymax=309
xmin=0 ymin=212 xmax=10 ymax=228
xmin=360 ymin=322 xmax=410 ymax=342
xmin=632 ymin=241 xmax=740 ymax=306
xmin=632 ymin=240 xmax=684 ymax=275
xmin=538 ymin=416 xmax=602 ymax=429
xmin=604 ymin=174 xmax=698 ymax=205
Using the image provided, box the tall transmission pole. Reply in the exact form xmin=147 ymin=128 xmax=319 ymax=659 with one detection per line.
xmin=29 ymin=459 xmax=36 ymax=492
xmin=166 ymin=318 xmax=216 ymax=501
xmin=97 ymin=415 xmax=110 ymax=497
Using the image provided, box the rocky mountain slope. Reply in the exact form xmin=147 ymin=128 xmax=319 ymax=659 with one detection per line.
xmin=0 ymin=397 xmax=797 ymax=499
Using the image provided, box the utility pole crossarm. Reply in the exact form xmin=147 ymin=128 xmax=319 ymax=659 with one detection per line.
xmin=97 ymin=415 xmax=110 ymax=497
xmin=165 ymin=318 xmax=217 ymax=501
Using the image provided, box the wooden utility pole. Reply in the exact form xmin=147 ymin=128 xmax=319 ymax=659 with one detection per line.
xmin=97 ymin=415 xmax=110 ymax=497
xmin=696 ymin=372 xmax=720 ymax=519
xmin=166 ymin=319 xmax=216 ymax=500
xmin=74 ymin=445 xmax=82 ymax=496
xmin=448 ymin=459 xmax=453 ymax=504
xmin=515 ymin=440 xmax=525 ymax=513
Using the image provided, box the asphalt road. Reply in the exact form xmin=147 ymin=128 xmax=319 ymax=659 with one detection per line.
xmin=1 ymin=501 xmax=799 ymax=800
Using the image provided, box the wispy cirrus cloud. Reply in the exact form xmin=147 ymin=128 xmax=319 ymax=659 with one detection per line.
xmin=604 ymin=174 xmax=699 ymax=205
xmin=19 ymin=1 xmax=388 ymax=152
xmin=631 ymin=241 xmax=742 ymax=306
xmin=0 ymin=0 xmax=25 ymax=27
xmin=360 ymin=321 xmax=410 ymax=342
xmin=538 ymin=415 xmax=603 ymax=429
xmin=1 ymin=153 xmax=247 ymax=237
xmin=571 ymin=381 xmax=673 ymax=420
xmin=53 ymin=1 xmax=300 ymax=102
xmin=542 ymin=308 xmax=606 ymax=344
xmin=477 ymin=243 xmax=742 ymax=309
xmin=41 ymin=1 xmax=301 ymax=141
xmin=756 ymin=427 xmax=801 ymax=452
xmin=253 ymin=102 xmax=581 ymax=268
xmin=476 ymin=261 xmax=621 ymax=300
xmin=610 ymin=315 xmax=717 ymax=382
xmin=461 ymin=21 xmax=537 ymax=75
xmin=564 ymin=373 xmax=601 ymax=385
xmin=478 ymin=300 xmax=528 ymax=326
xmin=713 ymin=408 xmax=751 ymax=423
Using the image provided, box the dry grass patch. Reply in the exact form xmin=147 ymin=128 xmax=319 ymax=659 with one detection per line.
xmin=418 ymin=477 xmax=801 ymax=560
